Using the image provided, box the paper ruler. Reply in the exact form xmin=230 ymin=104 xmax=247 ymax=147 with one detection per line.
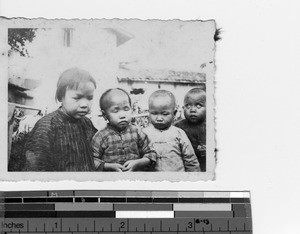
xmin=0 ymin=190 xmax=252 ymax=233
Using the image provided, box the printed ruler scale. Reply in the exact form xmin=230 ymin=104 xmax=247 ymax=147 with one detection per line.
xmin=0 ymin=190 xmax=252 ymax=234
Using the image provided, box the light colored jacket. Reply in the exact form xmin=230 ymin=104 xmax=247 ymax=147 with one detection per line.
xmin=143 ymin=125 xmax=200 ymax=172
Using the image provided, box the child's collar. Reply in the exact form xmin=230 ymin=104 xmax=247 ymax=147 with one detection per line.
xmin=186 ymin=118 xmax=206 ymax=126
xmin=152 ymin=124 xmax=172 ymax=132
xmin=107 ymin=123 xmax=129 ymax=134
xmin=58 ymin=107 xmax=80 ymax=123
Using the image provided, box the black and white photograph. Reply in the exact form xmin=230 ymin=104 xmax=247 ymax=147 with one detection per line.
xmin=2 ymin=18 xmax=216 ymax=181
xmin=1 ymin=0 xmax=300 ymax=232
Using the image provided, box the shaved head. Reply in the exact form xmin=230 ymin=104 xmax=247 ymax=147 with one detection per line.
xmin=149 ymin=90 xmax=176 ymax=110
xmin=148 ymin=90 xmax=176 ymax=130
xmin=100 ymin=88 xmax=131 ymax=112
xmin=184 ymin=88 xmax=206 ymax=106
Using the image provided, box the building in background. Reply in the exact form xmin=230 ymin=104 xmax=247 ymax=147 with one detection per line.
xmin=8 ymin=20 xmax=214 ymax=130
xmin=117 ymin=65 xmax=206 ymax=111
xmin=8 ymin=27 xmax=134 ymax=116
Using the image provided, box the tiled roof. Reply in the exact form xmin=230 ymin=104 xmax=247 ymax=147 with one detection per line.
xmin=8 ymin=77 xmax=40 ymax=90
xmin=117 ymin=68 xmax=205 ymax=84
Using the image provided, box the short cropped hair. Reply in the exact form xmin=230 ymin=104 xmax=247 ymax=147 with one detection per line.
xmin=55 ymin=67 xmax=97 ymax=102
xmin=184 ymin=88 xmax=206 ymax=104
xmin=99 ymin=88 xmax=132 ymax=111
xmin=149 ymin=89 xmax=176 ymax=109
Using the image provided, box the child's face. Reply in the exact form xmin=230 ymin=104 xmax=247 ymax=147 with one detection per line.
xmin=61 ymin=81 xmax=95 ymax=119
xmin=103 ymin=90 xmax=132 ymax=132
xmin=183 ymin=92 xmax=206 ymax=124
xmin=149 ymin=96 xmax=175 ymax=130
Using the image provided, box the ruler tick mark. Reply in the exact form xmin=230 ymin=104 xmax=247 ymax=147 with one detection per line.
xmin=1 ymin=190 xmax=252 ymax=233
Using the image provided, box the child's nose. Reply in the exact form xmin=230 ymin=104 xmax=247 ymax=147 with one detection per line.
xmin=190 ymin=106 xmax=197 ymax=112
xmin=156 ymin=115 xmax=163 ymax=122
xmin=80 ymin=99 xmax=89 ymax=108
xmin=119 ymin=111 xmax=126 ymax=119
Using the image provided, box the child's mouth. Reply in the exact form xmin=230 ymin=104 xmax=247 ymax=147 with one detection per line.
xmin=77 ymin=112 xmax=88 ymax=116
xmin=155 ymin=123 xmax=167 ymax=129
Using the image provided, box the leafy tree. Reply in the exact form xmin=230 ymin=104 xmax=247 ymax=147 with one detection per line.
xmin=8 ymin=28 xmax=37 ymax=57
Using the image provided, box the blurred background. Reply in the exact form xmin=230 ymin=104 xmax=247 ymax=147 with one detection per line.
xmin=7 ymin=20 xmax=215 ymax=170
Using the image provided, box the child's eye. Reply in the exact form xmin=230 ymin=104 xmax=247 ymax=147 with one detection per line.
xmin=196 ymin=104 xmax=202 ymax=109
xmin=163 ymin=112 xmax=170 ymax=116
xmin=87 ymin=96 xmax=93 ymax=101
xmin=185 ymin=104 xmax=191 ymax=109
xmin=124 ymin=106 xmax=130 ymax=111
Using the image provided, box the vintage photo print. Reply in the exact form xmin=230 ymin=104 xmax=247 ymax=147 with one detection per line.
xmin=0 ymin=18 xmax=216 ymax=181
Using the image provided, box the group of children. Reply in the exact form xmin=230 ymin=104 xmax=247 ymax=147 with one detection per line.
xmin=25 ymin=67 xmax=206 ymax=172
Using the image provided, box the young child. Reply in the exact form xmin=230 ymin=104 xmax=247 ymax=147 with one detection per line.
xmin=143 ymin=90 xmax=200 ymax=172
xmin=92 ymin=88 xmax=156 ymax=172
xmin=175 ymin=88 xmax=206 ymax=171
xmin=25 ymin=67 xmax=98 ymax=171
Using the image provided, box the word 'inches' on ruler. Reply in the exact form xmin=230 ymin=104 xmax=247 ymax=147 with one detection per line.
xmin=0 ymin=190 xmax=252 ymax=234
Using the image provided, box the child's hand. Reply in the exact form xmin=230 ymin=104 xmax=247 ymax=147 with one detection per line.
xmin=104 ymin=163 xmax=124 ymax=172
xmin=197 ymin=145 xmax=206 ymax=151
xmin=197 ymin=145 xmax=206 ymax=158
xmin=122 ymin=158 xmax=151 ymax=172
xmin=122 ymin=160 xmax=140 ymax=172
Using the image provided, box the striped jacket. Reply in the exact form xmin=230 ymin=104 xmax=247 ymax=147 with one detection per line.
xmin=25 ymin=108 xmax=97 ymax=171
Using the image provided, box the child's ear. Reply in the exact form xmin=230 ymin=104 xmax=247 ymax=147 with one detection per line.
xmin=101 ymin=110 xmax=108 ymax=121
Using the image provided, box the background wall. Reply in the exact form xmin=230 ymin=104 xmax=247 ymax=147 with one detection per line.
xmin=1 ymin=0 xmax=300 ymax=233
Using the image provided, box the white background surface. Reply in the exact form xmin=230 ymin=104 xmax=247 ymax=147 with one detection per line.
xmin=1 ymin=0 xmax=300 ymax=233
